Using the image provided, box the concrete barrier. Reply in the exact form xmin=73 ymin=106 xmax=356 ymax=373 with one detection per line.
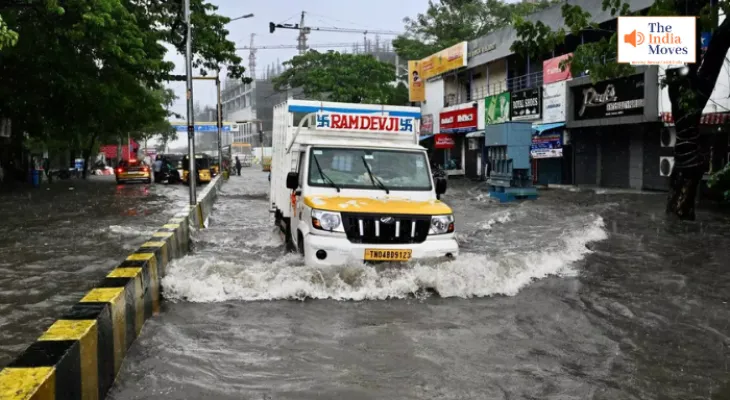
xmin=0 ymin=176 xmax=223 ymax=400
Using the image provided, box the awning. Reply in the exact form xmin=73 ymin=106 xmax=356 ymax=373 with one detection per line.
xmin=465 ymin=130 xmax=484 ymax=138
xmin=533 ymin=122 xmax=565 ymax=135
xmin=419 ymin=134 xmax=434 ymax=141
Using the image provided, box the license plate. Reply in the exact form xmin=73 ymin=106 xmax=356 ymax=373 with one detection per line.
xmin=364 ymin=249 xmax=412 ymax=261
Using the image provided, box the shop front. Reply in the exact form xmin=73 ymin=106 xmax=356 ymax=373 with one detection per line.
xmin=438 ymin=106 xmax=478 ymax=176
xmin=532 ymin=80 xmax=569 ymax=185
xmin=566 ymin=66 xmax=661 ymax=189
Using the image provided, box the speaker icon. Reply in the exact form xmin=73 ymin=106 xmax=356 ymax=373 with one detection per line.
xmin=624 ymin=30 xmax=645 ymax=47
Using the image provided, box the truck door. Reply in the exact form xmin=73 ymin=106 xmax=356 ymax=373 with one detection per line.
xmin=292 ymin=151 xmax=306 ymax=221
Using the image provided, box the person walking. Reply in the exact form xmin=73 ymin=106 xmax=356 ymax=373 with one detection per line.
xmin=153 ymin=155 xmax=163 ymax=182
xmin=235 ymin=156 xmax=242 ymax=176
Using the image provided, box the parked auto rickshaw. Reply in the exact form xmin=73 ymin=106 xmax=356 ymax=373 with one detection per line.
xmin=182 ymin=154 xmax=212 ymax=185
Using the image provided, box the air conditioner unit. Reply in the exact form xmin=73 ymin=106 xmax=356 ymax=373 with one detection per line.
xmin=660 ymin=156 xmax=675 ymax=177
xmin=660 ymin=128 xmax=676 ymax=147
xmin=0 ymin=118 xmax=10 ymax=138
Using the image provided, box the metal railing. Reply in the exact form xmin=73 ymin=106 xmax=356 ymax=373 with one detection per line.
xmin=443 ymin=71 xmax=544 ymax=106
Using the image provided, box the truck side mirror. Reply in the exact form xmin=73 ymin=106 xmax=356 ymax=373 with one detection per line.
xmin=435 ymin=177 xmax=447 ymax=199
xmin=286 ymin=172 xmax=299 ymax=189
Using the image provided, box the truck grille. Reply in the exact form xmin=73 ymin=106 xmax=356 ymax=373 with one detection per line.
xmin=340 ymin=212 xmax=430 ymax=244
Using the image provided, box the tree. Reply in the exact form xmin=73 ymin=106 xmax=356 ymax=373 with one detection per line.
xmin=0 ymin=0 xmax=250 ymax=179
xmin=273 ymin=51 xmax=408 ymax=105
xmin=0 ymin=14 xmax=18 ymax=50
xmin=511 ymin=0 xmax=729 ymax=220
xmin=393 ymin=0 xmax=556 ymax=60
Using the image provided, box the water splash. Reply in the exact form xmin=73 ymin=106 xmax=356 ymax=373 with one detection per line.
xmin=162 ymin=216 xmax=607 ymax=302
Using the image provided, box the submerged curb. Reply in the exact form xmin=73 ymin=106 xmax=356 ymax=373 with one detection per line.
xmin=0 ymin=176 xmax=223 ymax=400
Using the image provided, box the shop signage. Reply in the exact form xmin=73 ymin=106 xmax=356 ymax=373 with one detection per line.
xmin=316 ymin=112 xmax=415 ymax=133
xmin=434 ymin=133 xmax=455 ymax=149
xmin=420 ymin=42 xmax=468 ymax=80
xmin=485 ymin=92 xmax=511 ymax=125
xmin=421 ymin=114 xmax=434 ymax=134
xmin=511 ymin=87 xmax=542 ymax=121
xmin=408 ymin=60 xmax=425 ymax=102
xmin=468 ymin=42 xmax=497 ymax=59
xmin=542 ymin=81 xmax=566 ymax=124
xmin=531 ymin=133 xmax=563 ymax=159
xmin=543 ymin=53 xmax=572 ymax=84
xmin=572 ymin=73 xmax=645 ymax=120
xmin=439 ymin=108 xmax=477 ymax=133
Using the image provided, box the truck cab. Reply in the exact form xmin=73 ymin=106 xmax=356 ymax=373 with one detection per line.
xmin=271 ymin=100 xmax=458 ymax=266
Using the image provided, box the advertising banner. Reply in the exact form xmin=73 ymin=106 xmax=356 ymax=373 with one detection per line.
xmin=572 ymin=73 xmax=645 ymax=120
xmin=421 ymin=114 xmax=434 ymax=134
xmin=485 ymin=92 xmax=511 ymax=125
xmin=439 ymin=107 xmax=477 ymax=133
xmin=408 ymin=60 xmax=425 ymax=102
xmin=434 ymin=134 xmax=455 ymax=149
xmin=531 ymin=133 xmax=563 ymax=159
xmin=420 ymin=42 xmax=468 ymax=80
xmin=543 ymin=53 xmax=572 ymax=84
xmin=511 ymin=87 xmax=542 ymax=121
xmin=542 ymin=81 xmax=566 ymax=124
xmin=315 ymin=112 xmax=415 ymax=133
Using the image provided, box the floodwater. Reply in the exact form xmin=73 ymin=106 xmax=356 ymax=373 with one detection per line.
xmin=105 ymin=170 xmax=730 ymax=399
xmin=0 ymin=176 xmax=193 ymax=367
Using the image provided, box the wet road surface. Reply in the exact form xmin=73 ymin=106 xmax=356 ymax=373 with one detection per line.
xmin=0 ymin=176 xmax=197 ymax=367
xmin=108 ymin=170 xmax=730 ymax=399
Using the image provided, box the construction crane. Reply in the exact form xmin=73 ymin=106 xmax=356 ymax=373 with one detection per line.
xmin=269 ymin=11 xmax=400 ymax=55
xmin=238 ymin=42 xmax=354 ymax=50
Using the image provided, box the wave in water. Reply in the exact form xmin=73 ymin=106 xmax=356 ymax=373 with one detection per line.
xmin=162 ymin=216 xmax=608 ymax=302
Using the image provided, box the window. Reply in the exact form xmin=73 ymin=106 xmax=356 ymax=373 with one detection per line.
xmin=307 ymin=147 xmax=432 ymax=191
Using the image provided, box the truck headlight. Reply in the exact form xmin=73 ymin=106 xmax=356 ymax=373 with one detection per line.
xmin=312 ymin=209 xmax=344 ymax=232
xmin=429 ymin=214 xmax=455 ymax=235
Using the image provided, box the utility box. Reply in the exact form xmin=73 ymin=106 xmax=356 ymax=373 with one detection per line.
xmin=484 ymin=122 xmax=538 ymax=202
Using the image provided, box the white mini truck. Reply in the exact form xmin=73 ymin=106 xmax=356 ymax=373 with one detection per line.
xmin=270 ymin=99 xmax=459 ymax=267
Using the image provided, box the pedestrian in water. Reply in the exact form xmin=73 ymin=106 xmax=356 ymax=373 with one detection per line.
xmin=153 ymin=155 xmax=163 ymax=182
xmin=235 ymin=156 xmax=242 ymax=176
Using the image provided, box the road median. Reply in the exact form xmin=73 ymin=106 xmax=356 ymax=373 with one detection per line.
xmin=0 ymin=176 xmax=224 ymax=400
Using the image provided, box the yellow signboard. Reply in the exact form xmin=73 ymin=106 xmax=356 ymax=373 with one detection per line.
xmin=408 ymin=60 xmax=425 ymax=102
xmin=420 ymin=41 xmax=468 ymax=80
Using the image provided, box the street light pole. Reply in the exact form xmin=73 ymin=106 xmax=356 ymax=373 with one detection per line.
xmin=184 ymin=0 xmax=197 ymax=205
xmin=229 ymin=13 xmax=254 ymax=22
xmin=216 ymin=72 xmax=223 ymax=174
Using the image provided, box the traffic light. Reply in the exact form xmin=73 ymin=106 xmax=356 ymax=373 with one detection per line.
xmin=269 ymin=22 xmax=275 ymax=33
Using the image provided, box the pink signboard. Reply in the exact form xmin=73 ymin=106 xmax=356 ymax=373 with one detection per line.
xmin=543 ymin=53 xmax=572 ymax=84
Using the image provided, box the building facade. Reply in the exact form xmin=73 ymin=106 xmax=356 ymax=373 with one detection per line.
xmin=415 ymin=0 xmax=730 ymax=189
xmin=222 ymin=79 xmax=302 ymax=147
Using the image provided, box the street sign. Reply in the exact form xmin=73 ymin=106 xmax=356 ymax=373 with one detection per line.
xmin=172 ymin=123 xmax=238 ymax=132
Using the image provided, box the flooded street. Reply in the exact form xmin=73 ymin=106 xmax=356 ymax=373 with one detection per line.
xmin=0 ymin=176 xmax=194 ymax=367
xmin=108 ymin=170 xmax=730 ymax=399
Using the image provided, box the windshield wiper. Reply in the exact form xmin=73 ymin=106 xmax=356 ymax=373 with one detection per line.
xmin=312 ymin=153 xmax=340 ymax=192
xmin=361 ymin=156 xmax=389 ymax=194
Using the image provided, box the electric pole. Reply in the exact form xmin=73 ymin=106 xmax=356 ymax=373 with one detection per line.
xmin=184 ymin=0 xmax=197 ymax=204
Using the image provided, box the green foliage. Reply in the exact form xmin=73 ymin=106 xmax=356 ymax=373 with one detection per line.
xmin=708 ymin=163 xmax=730 ymax=201
xmin=0 ymin=0 xmax=247 ymax=174
xmin=273 ymin=51 xmax=408 ymax=105
xmin=393 ymin=0 xmax=557 ymax=61
xmin=512 ymin=2 xmax=636 ymax=82
xmin=0 ymin=14 xmax=18 ymax=50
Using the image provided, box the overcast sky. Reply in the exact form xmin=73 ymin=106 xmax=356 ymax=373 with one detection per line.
xmin=162 ymin=0 xmax=428 ymax=148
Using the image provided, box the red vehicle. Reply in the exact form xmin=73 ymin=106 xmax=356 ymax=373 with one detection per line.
xmin=115 ymin=159 xmax=151 ymax=184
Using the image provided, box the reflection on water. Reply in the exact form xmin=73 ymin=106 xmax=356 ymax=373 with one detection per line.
xmin=0 ymin=176 xmax=191 ymax=367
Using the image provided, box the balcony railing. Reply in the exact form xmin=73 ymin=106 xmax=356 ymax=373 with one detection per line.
xmin=443 ymin=71 xmax=544 ymax=107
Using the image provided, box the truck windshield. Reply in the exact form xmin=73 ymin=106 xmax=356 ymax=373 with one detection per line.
xmin=307 ymin=147 xmax=432 ymax=191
